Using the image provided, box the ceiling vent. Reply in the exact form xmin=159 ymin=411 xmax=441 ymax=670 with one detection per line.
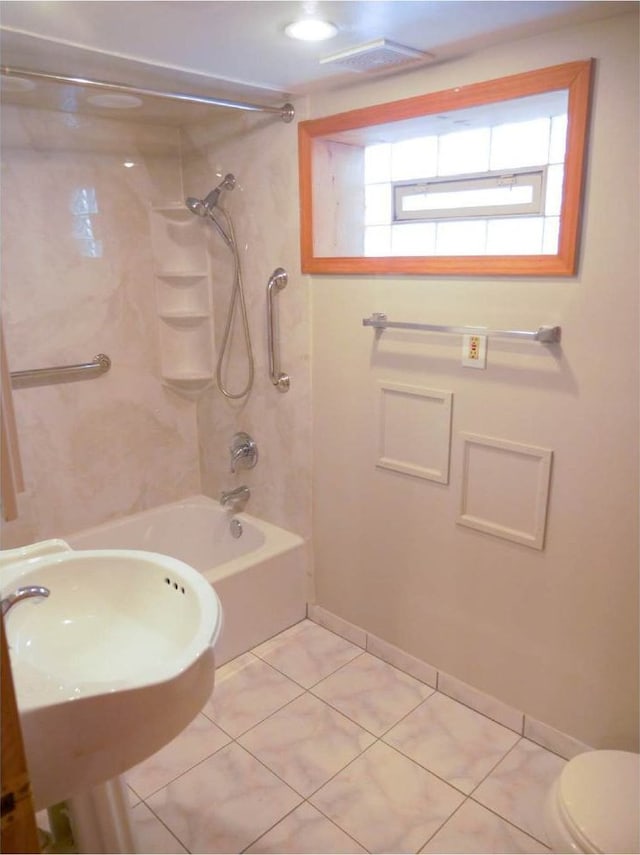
xmin=320 ymin=39 xmax=433 ymax=74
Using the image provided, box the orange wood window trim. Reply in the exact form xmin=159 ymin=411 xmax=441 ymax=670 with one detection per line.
xmin=298 ymin=59 xmax=594 ymax=277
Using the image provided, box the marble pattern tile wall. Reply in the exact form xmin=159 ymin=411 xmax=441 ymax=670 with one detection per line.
xmin=180 ymin=106 xmax=312 ymax=543
xmin=1 ymin=106 xmax=201 ymax=546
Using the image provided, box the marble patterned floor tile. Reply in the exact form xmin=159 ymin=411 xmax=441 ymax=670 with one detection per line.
xmin=245 ymin=801 xmax=367 ymax=853
xmin=310 ymin=741 xmax=464 ymax=854
xmin=238 ymin=692 xmax=375 ymax=797
xmin=203 ymin=652 xmax=304 ymax=737
xmin=312 ymin=651 xmax=435 ymax=736
xmin=473 ymin=738 xmax=566 ymax=844
xmin=131 ymin=802 xmax=188 ymax=854
xmin=125 ymin=713 xmax=231 ymax=799
xmin=420 ymin=798 xmax=550 ymax=853
xmin=384 ymin=692 xmax=520 ymax=794
xmin=146 ymin=742 xmax=302 ymax=854
xmin=251 ymin=619 xmax=364 ymax=688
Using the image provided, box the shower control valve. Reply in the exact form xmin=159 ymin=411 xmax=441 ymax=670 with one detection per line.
xmin=229 ymin=432 xmax=258 ymax=473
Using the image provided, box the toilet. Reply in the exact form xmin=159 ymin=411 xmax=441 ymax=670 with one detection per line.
xmin=544 ymin=750 xmax=640 ymax=853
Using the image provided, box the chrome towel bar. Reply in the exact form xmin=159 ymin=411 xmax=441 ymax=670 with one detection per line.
xmin=363 ymin=314 xmax=561 ymax=343
xmin=10 ymin=354 xmax=111 ymax=389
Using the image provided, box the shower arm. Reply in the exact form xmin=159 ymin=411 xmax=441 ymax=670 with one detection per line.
xmin=0 ymin=65 xmax=295 ymax=122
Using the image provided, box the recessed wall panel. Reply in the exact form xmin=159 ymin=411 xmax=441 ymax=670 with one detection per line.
xmin=458 ymin=433 xmax=553 ymax=549
xmin=376 ymin=382 xmax=453 ymax=483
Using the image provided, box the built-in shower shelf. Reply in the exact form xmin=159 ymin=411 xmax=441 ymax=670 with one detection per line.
xmin=159 ymin=311 xmax=210 ymax=326
xmin=160 ymin=374 xmax=214 ymax=397
xmin=149 ymin=202 xmax=215 ymax=398
xmin=156 ymin=271 xmax=210 ymax=282
xmin=161 ymin=372 xmax=214 ymax=386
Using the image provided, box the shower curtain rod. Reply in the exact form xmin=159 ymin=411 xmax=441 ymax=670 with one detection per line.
xmin=0 ymin=65 xmax=295 ymax=122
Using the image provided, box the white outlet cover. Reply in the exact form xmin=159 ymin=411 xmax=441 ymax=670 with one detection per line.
xmin=462 ymin=334 xmax=487 ymax=368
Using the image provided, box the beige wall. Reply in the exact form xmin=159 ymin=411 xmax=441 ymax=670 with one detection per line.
xmin=310 ymin=12 xmax=639 ymax=750
xmin=0 ymin=9 xmax=636 ymax=753
xmin=181 ymin=108 xmax=313 ymax=543
xmin=0 ymin=107 xmax=201 ymax=545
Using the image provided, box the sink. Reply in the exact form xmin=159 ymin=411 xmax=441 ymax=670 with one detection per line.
xmin=1 ymin=539 xmax=223 ymax=812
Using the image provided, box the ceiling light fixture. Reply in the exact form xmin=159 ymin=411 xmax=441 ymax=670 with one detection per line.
xmin=284 ymin=17 xmax=338 ymax=42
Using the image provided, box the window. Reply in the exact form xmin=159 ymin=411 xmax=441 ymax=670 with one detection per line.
xmin=392 ymin=170 xmax=547 ymax=222
xmin=298 ymin=60 xmax=593 ymax=276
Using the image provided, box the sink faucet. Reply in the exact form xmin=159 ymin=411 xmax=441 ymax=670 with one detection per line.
xmin=1 ymin=585 xmax=50 ymax=617
xmin=220 ymin=485 xmax=250 ymax=511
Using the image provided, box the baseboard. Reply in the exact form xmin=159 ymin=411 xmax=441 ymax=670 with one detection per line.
xmin=308 ymin=603 xmax=591 ymax=760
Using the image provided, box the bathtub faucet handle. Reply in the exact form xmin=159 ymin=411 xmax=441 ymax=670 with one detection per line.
xmin=220 ymin=485 xmax=250 ymax=511
xmin=229 ymin=432 xmax=258 ymax=473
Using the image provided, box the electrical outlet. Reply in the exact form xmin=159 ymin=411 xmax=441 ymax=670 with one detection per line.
xmin=462 ymin=334 xmax=487 ymax=368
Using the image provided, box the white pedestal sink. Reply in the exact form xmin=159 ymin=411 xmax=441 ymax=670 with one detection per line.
xmin=1 ymin=539 xmax=224 ymax=852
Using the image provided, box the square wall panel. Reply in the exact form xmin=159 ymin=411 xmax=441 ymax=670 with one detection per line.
xmin=457 ymin=433 xmax=553 ymax=549
xmin=376 ymin=382 xmax=453 ymax=484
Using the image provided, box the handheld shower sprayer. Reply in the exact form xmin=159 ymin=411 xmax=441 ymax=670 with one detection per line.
xmin=184 ymin=173 xmax=254 ymax=400
xmin=186 ymin=173 xmax=235 ymax=216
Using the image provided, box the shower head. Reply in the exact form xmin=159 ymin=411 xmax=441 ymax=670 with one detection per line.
xmin=185 ymin=197 xmax=207 ymax=216
xmin=185 ymin=173 xmax=236 ymax=217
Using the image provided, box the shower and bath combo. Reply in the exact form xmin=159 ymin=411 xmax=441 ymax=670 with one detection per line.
xmin=185 ymin=174 xmax=254 ymax=399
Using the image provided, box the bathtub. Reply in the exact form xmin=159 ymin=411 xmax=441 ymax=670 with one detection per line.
xmin=65 ymin=495 xmax=308 ymax=665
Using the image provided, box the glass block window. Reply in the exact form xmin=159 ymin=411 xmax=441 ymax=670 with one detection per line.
xmin=363 ymin=110 xmax=567 ymax=257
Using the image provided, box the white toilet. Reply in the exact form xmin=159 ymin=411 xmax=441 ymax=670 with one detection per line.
xmin=544 ymin=750 xmax=640 ymax=853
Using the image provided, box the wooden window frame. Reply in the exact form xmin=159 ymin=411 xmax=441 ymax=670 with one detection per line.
xmin=298 ymin=60 xmax=593 ymax=276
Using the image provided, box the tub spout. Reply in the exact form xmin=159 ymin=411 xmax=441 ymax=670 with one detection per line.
xmin=220 ymin=485 xmax=250 ymax=511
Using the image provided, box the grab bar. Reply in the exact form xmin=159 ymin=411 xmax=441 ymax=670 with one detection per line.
xmin=267 ymin=268 xmax=290 ymax=392
xmin=10 ymin=353 xmax=111 ymax=389
xmin=363 ymin=314 xmax=561 ymax=343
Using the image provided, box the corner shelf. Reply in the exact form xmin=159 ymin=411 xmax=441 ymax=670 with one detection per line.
xmin=149 ymin=205 xmax=215 ymax=396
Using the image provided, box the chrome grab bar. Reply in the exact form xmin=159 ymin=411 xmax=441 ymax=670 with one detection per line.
xmin=10 ymin=354 xmax=111 ymax=389
xmin=363 ymin=313 xmax=561 ymax=343
xmin=267 ymin=268 xmax=290 ymax=392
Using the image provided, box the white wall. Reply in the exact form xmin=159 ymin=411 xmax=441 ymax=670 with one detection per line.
xmin=310 ymin=12 xmax=639 ymax=749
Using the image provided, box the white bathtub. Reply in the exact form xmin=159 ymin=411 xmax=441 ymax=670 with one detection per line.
xmin=65 ymin=495 xmax=308 ymax=665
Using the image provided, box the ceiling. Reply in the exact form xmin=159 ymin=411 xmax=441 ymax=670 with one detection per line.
xmin=0 ymin=1 xmax=633 ymax=122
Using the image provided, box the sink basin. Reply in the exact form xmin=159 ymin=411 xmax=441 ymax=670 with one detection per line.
xmin=1 ymin=540 xmax=223 ymax=811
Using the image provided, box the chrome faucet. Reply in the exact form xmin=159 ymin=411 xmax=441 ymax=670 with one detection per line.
xmin=1 ymin=585 xmax=50 ymax=617
xmin=230 ymin=432 xmax=258 ymax=473
xmin=220 ymin=485 xmax=250 ymax=511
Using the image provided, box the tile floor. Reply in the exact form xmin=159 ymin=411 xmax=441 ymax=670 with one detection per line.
xmin=126 ymin=619 xmax=565 ymax=854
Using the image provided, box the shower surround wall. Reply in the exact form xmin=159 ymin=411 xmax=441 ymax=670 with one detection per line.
xmin=181 ymin=109 xmax=312 ymax=544
xmin=1 ymin=99 xmax=312 ymax=584
xmin=0 ymin=107 xmax=201 ymax=545
xmin=310 ymin=12 xmax=639 ymax=751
